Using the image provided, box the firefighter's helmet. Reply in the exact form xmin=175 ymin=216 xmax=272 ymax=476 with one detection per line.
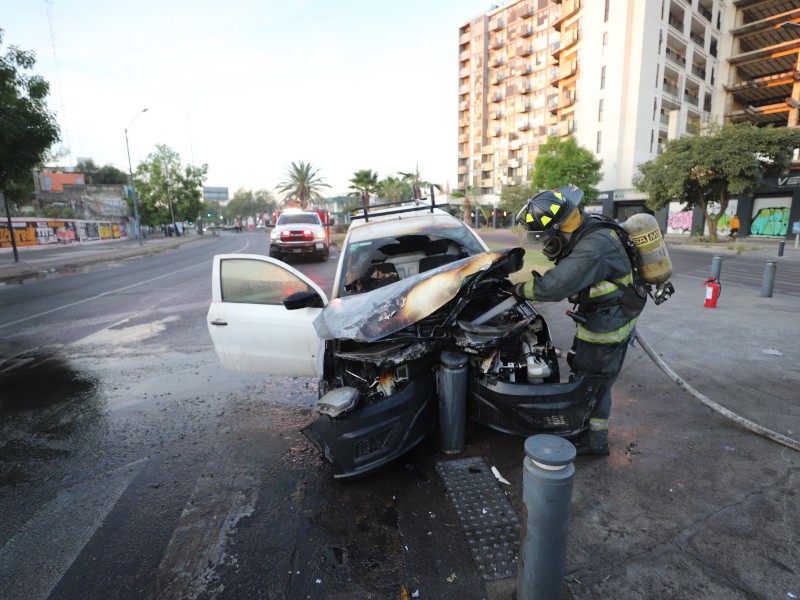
xmin=516 ymin=186 xmax=584 ymax=259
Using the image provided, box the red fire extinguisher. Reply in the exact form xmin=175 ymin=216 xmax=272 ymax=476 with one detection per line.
xmin=704 ymin=277 xmax=721 ymax=308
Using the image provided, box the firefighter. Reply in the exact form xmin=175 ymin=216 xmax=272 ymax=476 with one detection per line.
xmin=513 ymin=186 xmax=637 ymax=455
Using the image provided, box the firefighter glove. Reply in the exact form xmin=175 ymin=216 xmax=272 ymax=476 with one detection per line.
xmin=513 ymin=280 xmax=534 ymax=301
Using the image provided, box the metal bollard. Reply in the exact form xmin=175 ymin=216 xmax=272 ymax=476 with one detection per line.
xmin=778 ymin=241 xmax=785 ymax=257
xmin=516 ymin=435 xmax=576 ymax=600
xmin=437 ymin=351 xmax=468 ymax=453
xmin=760 ymin=262 xmax=777 ymax=298
xmin=710 ymin=255 xmax=723 ymax=279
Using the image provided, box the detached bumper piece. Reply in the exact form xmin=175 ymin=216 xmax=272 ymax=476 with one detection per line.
xmin=468 ymin=373 xmax=600 ymax=438
xmin=302 ymin=374 xmax=437 ymax=479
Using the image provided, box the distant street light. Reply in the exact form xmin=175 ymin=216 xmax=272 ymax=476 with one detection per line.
xmin=125 ymin=108 xmax=148 ymax=245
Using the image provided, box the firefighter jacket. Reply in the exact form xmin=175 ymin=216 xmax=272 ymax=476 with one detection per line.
xmin=517 ymin=222 xmax=637 ymax=344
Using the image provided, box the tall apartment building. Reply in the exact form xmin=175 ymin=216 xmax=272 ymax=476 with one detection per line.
xmin=458 ymin=0 xmax=800 ymax=236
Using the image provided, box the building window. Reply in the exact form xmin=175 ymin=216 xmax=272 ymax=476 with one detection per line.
xmin=598 ymin=99 xmax=604 ymax=121
xmin=596 ymin=131 xmax=602 ymax=153
xmin=653 ymin=98 xmax=657 ymax=120
xmin=602 ymin=32 xmax=608 ymax=56
xmin=604 ymin=0 xmax=610 ymax=22
xmin=650 ymin=130 xmax=654 ymax=153
xmin=655 ymin=64 xmax=660 ymax=87
xmin=600 ymin=66 xmax=606 ymax=89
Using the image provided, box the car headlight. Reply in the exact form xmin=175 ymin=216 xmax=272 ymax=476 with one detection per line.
xmin=270 ymin=230 xmax=279 ymax=240
xmin=315 ymin=230 xmax=326 ymax=240
xmin=315 ymin=386 xmax=359 ymax=418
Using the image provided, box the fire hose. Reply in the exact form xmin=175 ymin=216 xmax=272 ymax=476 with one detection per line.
xmin=634 ymin=329 xmax=800 ymax=453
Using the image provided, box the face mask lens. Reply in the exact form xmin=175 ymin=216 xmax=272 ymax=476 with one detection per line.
xmin=542 ymin=236 xmax=564 ymax=259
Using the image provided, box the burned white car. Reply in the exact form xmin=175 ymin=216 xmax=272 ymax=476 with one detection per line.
xmin=207 ymin=203 xmax=602 ymax=479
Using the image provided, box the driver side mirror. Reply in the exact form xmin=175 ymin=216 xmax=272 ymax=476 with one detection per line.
xmin=284 ymin=290 xmax=324 ymax=310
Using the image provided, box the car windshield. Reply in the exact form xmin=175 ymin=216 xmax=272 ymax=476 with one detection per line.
xmin=279 ymin=213 xmax=320 ymax=225
xmin=337 ymin=226 xmax=487 ymax=298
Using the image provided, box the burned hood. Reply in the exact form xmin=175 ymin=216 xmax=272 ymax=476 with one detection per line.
xmin=313 ymin=247 xmax=524 ymax=342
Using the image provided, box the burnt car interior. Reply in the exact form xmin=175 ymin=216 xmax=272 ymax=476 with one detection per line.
xmin=342 ymin=233 xmax=482 ymax=295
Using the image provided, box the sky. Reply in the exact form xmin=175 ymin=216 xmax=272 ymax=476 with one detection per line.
xmin=3 ymin=0 xmax=496 ymax=197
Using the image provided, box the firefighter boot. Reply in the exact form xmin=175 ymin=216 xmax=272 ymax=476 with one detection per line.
xmin=572 ymin=430 xmax=609 ymax=456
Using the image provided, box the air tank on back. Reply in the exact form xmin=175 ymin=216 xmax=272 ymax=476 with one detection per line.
xmin=621 ymin=213 xmax=673 ymax=285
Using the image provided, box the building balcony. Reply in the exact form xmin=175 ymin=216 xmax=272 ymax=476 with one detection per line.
xmin=517 ymin=44 xmax=533 ymax=57
xmin=684 ymin=92 xmax=700 ymax=106
xmin=665 ymin=47 xmax=686 ymax=67
xmin=668 ymin=15 xmax=683 ymax=34
xmin=662 ymin=81 xmax=680 ymax=97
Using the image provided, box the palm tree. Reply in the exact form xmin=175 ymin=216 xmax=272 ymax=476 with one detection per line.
xmin=398 ymin=166 xmax=440 ymax=200
xmin=275 ymin=161 xmax=330 ymax=210
xmin=451 ymin=186 xmax=478 ymax=226
xmin=378 ymin=176 xmax=411 ymax=202
xmin=348 ymin=169 xmax=380 ymax=206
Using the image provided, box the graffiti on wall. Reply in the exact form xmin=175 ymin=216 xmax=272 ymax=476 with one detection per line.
xmin=750 ymin=207 xmax=790 ymax=236
xmin=666 ymin=201 xmax=694 ymax=234
xmin=0 ymin=219 xmax=128 ymax=248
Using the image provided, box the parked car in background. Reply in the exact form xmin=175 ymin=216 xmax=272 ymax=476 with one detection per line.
xmin=208 ymin=201 xmax=600 ymax=479
xmin=269 ymin=210 xmax=329 ymax=262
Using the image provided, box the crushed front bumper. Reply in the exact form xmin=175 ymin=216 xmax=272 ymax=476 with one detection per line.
xmin=468 ymin=373 xmax=600 ymax=438
xmin=301 ymin=373 xmax=437 ymax=479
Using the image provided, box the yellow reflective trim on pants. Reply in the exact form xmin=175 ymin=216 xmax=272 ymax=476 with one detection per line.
xmin=576 ymin=317 xmax=639 ymax=344
xmin=589 ymin=418 xmax=608 ymax=432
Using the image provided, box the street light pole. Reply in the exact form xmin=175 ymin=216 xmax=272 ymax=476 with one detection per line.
xmin=125 ymin=108 xmax=148 ymax=245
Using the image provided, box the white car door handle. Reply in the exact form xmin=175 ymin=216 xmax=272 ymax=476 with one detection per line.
xmin=210 ymin=318 xmax=228 ymax=326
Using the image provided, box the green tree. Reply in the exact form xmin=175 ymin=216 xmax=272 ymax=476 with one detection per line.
xmin=349 ymin=169 xmax=380 ymax=206
xmin=225 ymin=188 xmax=276 ymax=223
xmin=133 ymin=144 xmax=207 ymax=228
xmin=635 ymin=122 xmax=800 ymax=241
xmin=499 ymin=184 xmax=534 ymax=223
xmin=530 ymin=136 xmax=603 ymax=202
xmin=77 ymin=159 xmax=128 ymax=184
xmin=378 ymin=176 xmax=412 ymax=202
xmin=0 ymin=29 xmax=61 ymax=261
xmin=276 ymin=161 xmax=330 ymax=210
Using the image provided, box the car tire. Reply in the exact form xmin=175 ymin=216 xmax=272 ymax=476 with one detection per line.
xmin=318 ymin=248 xmax=329 ymax=262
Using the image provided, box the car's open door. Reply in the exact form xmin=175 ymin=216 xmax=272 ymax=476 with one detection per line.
xmin=206 ymin=254 xmax=327 ymax=378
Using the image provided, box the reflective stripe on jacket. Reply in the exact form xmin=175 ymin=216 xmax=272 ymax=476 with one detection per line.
xmin=522 ymin=223 xmax=636 ymax=344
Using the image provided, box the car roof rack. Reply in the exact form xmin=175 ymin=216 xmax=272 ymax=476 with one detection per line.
xmin=351 ymin=186 xmax=448 ymax=222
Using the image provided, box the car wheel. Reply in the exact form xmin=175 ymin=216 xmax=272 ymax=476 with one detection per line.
xmin=318 ymin=248 xmax=329 ymax=262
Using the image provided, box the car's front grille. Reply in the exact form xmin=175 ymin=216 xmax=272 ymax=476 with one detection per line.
xmin=354 ymin=428 xmax=390 ymax=458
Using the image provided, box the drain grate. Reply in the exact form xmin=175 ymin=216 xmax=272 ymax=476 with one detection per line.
xmin=436 ymin=456 xmax=519 ymax=581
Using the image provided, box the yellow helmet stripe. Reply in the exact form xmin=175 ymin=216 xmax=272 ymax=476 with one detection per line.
xmin=526 ymin=213 xmax=535 ymax=223
xmin=541 ymin=215 xmax=552 ymax=226
xmin=550 ymin=203 xmax=561 ymax=214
